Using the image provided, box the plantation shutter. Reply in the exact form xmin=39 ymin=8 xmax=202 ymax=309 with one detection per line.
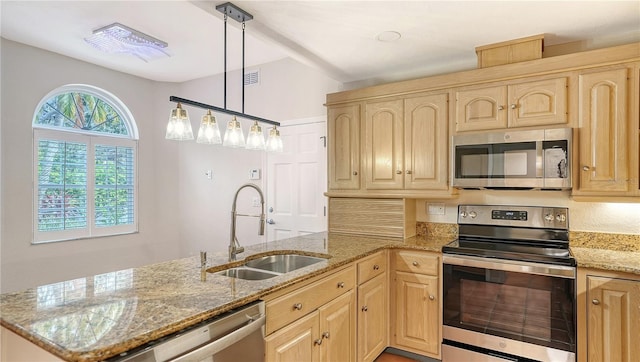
xmin=94 ymin=144 xmax=135 ymax=227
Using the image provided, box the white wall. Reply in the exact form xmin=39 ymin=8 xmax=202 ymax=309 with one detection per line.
xmin=0 ymin=39 xmax=181 ymax=293
xmin=417 ymin=190 xmax=640 ymax=234
xmin=174 ymin=58 xmax=341 ymax=256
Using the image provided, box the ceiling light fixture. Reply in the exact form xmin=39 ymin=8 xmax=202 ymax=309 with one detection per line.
xmin=166 ymin=2 xmax=283 ymax=152
xmin=376 ymin=31 xmax=401 ymax=42
xmin=84 ymin=22 xmax=169 ymax=62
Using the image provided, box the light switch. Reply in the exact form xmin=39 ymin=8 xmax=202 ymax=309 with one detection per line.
xmin=249 ymin=169 xmax=261 ymax=180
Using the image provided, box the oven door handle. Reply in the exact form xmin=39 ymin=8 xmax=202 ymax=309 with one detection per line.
xmin=443 ymin=254 xmax=575 ymax=279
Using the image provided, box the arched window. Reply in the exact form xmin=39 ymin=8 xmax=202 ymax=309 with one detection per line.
xmin=32 ymin=84 xmax=138 ymax=243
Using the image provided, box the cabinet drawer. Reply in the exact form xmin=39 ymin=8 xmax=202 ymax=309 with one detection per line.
xmin=266 ymin=266 xmax=356 ymax=334
xmin=358 ymin=251 xmax=387 ymax=284
xmin=393 ymin=250 xmax=439 ymax=275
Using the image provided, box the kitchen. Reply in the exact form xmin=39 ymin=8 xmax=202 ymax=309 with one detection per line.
xmin=1 ymin=1 xmax=640 ymax=362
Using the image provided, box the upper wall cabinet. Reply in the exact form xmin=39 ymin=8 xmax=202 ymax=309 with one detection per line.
xmin=454 ymin=76 xmax=568 ymax=133
xmin=573 ymin=66 xmax=640 ymax=197
xmin=328 ymin=104 xmax=361 ymax=190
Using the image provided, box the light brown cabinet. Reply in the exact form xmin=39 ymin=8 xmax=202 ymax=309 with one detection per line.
xmin=454 ymin=77 xmax=568 ymax=132
xmin=577 ymin=269 xmax=640 ymax=362
xmin=391 ymin=250 xmax=441 ymax=359
xmin=328 ymin=104 xmax=361 ymax=190
xmin=356 ymin=251 xmax=388 ymax=362
xmin=574 ymin=67 xmax=640 ymax=197
xmin=265 ymin=266 xmax=356 ymax=362
xmin=363 ymin=93 xmax=449 ymax=191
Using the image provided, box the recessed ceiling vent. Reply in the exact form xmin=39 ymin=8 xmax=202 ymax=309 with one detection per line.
xmin=244 ymin=70 xmax=260 ymax=86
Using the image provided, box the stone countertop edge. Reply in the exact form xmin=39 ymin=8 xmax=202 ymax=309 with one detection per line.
xmin=0 ymin=232 xmax=451 ymax=362
xmin=571 ymin=247 xmax=640 ymax=275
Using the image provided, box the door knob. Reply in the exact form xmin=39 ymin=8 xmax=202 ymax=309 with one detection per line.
xmin=266 ymin=219 xmax=275 ymax=224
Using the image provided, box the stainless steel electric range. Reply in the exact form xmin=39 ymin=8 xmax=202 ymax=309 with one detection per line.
xmin=442 ymin=205 xmax=576 ymax=362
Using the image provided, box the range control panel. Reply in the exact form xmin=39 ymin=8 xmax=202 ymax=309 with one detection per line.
xmin=458 ymin=205 xmax=568 ymax=230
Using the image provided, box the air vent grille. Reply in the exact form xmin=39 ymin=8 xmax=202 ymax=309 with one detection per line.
xmin=244 ymin=70 xmax=260 ymax=86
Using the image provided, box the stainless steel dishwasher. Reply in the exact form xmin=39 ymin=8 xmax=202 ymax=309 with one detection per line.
xmin=112 ymin=301 xmax=265 ymax=362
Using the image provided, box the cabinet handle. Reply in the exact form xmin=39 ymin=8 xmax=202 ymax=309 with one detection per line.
xmin=322 ymin=332 xmax=330 ymax=339
xmin=314 ymin=338 xmax=323 ymax=346
xmin=337 ymin=282 xmax=345 ymax=288
xmin=498 ymin=105 xmax=505 ymax=111
xmin=361 ymin=306 xmax=368 ymax=312
xmin=293 ymin=303 xmax=303 ymax=310
xmin=373 ymin=264 xmax=380 ymax=270
xmin=396 ymin=170 xmax=402 ymax=174
xmin=429 ymin=295 xmax=435 ymax=301
xmin=353 ymin=171 xmax=358 ymax=176
xmin=406 ymin=170 xmax=412 ymax=174
xmin=592 ymin=299 xmax=600 ymax=305
xmin=583 ymin=165 xmax=591 ymax=171
xmin=412 ymin=261 xmax=419 ymax=267
xmin=510 ymin=104 xmax=517 ymax=109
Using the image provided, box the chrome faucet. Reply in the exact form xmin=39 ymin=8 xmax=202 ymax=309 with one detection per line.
xmin=229 ymin=183 xmax=266 ymax=261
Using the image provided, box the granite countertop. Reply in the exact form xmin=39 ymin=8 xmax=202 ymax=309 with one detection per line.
xmin=0 ymin=231 xmax=452 ymax=361
xmin=569 ymin=230 xmax=640 ymax=275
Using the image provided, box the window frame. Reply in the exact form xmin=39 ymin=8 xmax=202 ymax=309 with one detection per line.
xmin=32 ymin=84 xmax=139 ymax=244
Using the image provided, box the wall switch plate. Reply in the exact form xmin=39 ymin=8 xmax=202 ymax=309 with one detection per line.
xmin=249 ymin=169 xmax=261 ymax=180
xmin=205 ymin=170 xmax=212 ymax=180
xmin=427 ymin=203 xmax=445 ymax=215
xmin=252 ymin=197 xmax=261 ymax=207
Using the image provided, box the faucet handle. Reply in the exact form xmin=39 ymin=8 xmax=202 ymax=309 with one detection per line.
xmin=200 ymin=251 xmax=207 ymax=269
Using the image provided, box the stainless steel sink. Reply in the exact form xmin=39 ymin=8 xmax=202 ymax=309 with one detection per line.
xmin=244 ymin=254 xmax=326 ymax=273
xmin=215 ymin=266 xmax=280 ymax=280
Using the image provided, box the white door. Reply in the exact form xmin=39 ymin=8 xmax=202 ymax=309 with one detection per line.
xmin=266 ymin=118 xmax=327 ymax=241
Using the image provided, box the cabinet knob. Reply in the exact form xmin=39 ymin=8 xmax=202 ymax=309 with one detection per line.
xmin=293 ymin=303 xmax=303 ymax=310
xmin=361 ymin=306 xmax=368 ymax=312
xmin=373 ymin=264 xmax=380 ymax=270
xmin=314 ymin=338 xmax=323 ymax=346
xmin=353 ymin=171 xmax=358 ymax=176
xmin=412 ymin=261 xmax=419 ymax=267
xmin=337 ymin=282 xmax=345 ymax=288
xmin=429 ymin=295 xmax=435 ymax=301
xmin=582 ymin=165 xmax=591 ymax=171
xmin=396 ymin=170 xmax=402 ymax=174
xmin=592 ymin=299 xmax=600 ymax=305
xmin=510 ymin=104 xmax=517 ymax=109
xmin=406 ymin=170 xmax=412 ymax=174
xmin=498 ymin=105 xmax=505 ymax=111
xmin=322 ymin=332 xmax=330 ymax=339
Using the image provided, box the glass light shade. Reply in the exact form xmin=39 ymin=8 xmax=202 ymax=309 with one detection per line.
xmin=165 ymin=103 xmax=194 ymax=140
xmin=196 ymin=110 xmax=222 ymax=144
xmin=222 ymin=116 xmax=246 ymax=148
xmin=265 ymin=126 xmax=284 ymax=152
xmin=245 ymin=121 xmax=266 ymax=150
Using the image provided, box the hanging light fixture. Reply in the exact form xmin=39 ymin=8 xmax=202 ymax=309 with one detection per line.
xmin=165 ymin=103 xmax=194 ymax=141
xmin=196 ymin=110 xmax=222 ymax=144
xmin=166 ymin=2 xmax=283 ymax=152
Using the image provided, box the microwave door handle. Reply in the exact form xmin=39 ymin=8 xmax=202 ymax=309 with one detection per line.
xmin=536 ymin=141 xmax=544 ymax=178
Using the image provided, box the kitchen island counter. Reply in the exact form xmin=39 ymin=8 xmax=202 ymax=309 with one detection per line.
xmin=0 ymin=232 xmax=451 ymax=361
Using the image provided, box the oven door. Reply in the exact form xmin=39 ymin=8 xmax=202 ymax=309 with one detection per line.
xmin=442 ymin=255 xmax=576 ymax=362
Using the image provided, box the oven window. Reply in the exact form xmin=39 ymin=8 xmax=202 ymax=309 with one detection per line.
xmin=443 ymin=264 xmax=575 ymax=353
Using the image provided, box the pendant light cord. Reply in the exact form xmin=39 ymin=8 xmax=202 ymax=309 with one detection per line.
xmin=223 ymin=14 xmax=227 ymax=110
xmin=242 ymin=21 xmax=245 ymax=114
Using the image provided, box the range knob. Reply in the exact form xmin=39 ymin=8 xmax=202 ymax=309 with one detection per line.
xmin=469 ymin=211 xmax=477 ymax=219
xmin=459 ymin=211 xmax=468 ymax=218
xmin=556 ymin=213 xmax=566 ymax=223
xmin=544 ymin=214 xmax=554 ymax=222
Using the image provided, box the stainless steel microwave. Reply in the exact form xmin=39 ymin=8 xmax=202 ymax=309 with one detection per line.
xmin=451 ymin=128 xmax=572 ymax=189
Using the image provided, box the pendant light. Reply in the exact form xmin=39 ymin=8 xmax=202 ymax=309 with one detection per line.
xmin=166 ymin=2 xmax=283 ymax=152
xmin=196 ymin=110 xmax=222 ymax=144
xmin=165 ymin=103 xmax=194 ymax=141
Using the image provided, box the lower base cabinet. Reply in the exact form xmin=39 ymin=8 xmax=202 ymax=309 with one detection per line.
xmin=357 ymin=272 xmax=388 ymax=362
xmin=265 ymin=290 xmax=355 ymax=362
xmin=577 ymin=268 xmax=640 ymax=362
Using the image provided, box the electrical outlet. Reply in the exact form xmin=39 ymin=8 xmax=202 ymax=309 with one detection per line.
xmin=427 ymin=203 xmax=445 ymax=215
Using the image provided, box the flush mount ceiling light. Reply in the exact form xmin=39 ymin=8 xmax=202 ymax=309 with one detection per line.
xmin=376 ymin=31 xmax=402 ymax=42
xmin=84 ymin=22 xmax=169 ymax=62
xmin=166 ymin=2 xmax=283 ymax=152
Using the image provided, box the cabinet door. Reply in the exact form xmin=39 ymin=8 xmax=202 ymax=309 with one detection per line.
xmin=318 ymin=290 xmax=356 ymax=362
xmin=404 ymin=94 xmax=449 ymax=190
xmin=508 ymin=77 xmax=568 ymax=128
xmin=393 ymin=271 xmax=440 ymax=356
xmin=364 ymin=100 xmax=404 ymax=189
xmin=358 ymin=273 xmax=388 ymax=362
xmin=586 ymin=276 xmax=640 ymax=362
xmin=327 ymin=104 xmax=360 ymax=190
xmin=265 ymin=311 xmax=320 ymax=362
xmin=576 ymin=68 xmax=630 ymax=193
xmin=455 ymin=85 xmax=507 ymax=132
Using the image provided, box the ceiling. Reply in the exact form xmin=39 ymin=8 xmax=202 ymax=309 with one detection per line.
xmin=2 ymin=1 xmax=639 ymax=86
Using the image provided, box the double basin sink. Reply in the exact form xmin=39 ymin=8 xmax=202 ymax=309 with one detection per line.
xmin=214 ymin=254 xmax=327 ymax=280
